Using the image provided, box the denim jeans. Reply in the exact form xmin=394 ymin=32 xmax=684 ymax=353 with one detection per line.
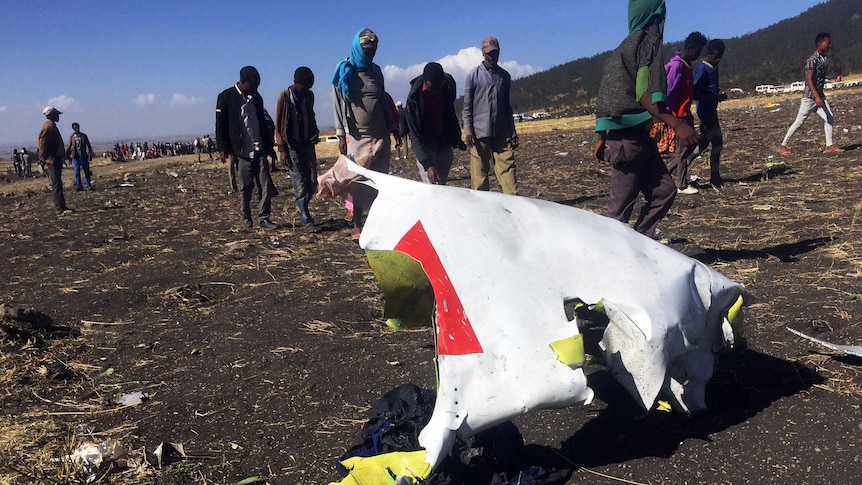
xmin=72 ymin=157 xmax=92 ymax=188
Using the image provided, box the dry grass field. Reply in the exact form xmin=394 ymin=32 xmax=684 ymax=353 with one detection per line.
xmin=1 ymin=89 xmax=861 ymax=484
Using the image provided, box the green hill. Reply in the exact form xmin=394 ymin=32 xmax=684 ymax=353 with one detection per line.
xmin=507 ymin=0 xmax=862 ymax=115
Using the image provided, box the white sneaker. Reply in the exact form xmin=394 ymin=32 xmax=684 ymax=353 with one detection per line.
xmin=677 ymin=186 xmax=699 ymax=195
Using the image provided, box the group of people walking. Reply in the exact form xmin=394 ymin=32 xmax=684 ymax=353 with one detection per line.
xmin=594 ymin=0 xmax=845 ymax=240
xmin=216 ymin=28 xmax=520 ymax=240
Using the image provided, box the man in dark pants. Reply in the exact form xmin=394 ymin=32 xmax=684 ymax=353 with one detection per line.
xmin=405 ymin=62 xmax=466 ymax=185
xmin=37 ymin=106 xmax=70 ymax=214
xmin=593 ymin=0 xmax=698 ymax=239
xmin=275 ymin=67 xmax=320 ymax=226
xmin=216 ymin=66 xmax=278 ymax=230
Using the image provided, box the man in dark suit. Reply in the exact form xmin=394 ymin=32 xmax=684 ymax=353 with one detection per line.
xmin=216 ymin=66 xmax=278 ymax=230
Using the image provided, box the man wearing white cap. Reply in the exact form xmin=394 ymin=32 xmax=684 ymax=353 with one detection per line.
xmin=38 ymin=106 xmax=70 ymax=213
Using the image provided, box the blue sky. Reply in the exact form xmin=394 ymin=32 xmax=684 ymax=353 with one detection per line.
xmin=1 ymin=0 xmax=826 ymax=146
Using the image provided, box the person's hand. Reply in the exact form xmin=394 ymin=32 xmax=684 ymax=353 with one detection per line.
xmin=674 ymin=121 xmax=699 ymax=146
xmin=337 ymin=136 xmax=347 ymax=155
xmin=814 ymin=96 xmax=824 ymax=107
xmin=426 ymin=166 xmax=439 ymax=184
xmin=465 ymin=134 xmax=475 ymax=146
xmin=510 ymin=134 xmax=519 ymax=150
xmin=593 ymin=137 xmax=606 ymax=162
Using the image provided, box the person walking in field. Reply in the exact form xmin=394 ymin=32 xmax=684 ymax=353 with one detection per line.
xmin=686 ymin=39 xmax=728 ymax=188
xmin=216 ymin=65 xmax=278 ymax=230
xmin=12 ymin=149 xmax=23 ymax=177
xmin=463 ymin=35 xmax=519 ymax=195
xmin=593 ymin=0 xmax=698 ymax=239
xmin=320 ymin=28 xmax=400 ymax=242
xmin=66 ymin=122 xmax=96 ymax=191
xmin=664 ymin=31 xmax=707 ymax=195
xmin=778 ymin=32 xmax=844 ymax=155
xmin=275 ymin=66 xmax=320 ymax=226
xmin=21 ymin=147 xmax=33 ymax=177
xmin=405 ymin=62 xmax=466 ymax=185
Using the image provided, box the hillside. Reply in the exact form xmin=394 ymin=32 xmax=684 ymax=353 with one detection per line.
xmin=508 ymin=0 xmax=862 ymax=114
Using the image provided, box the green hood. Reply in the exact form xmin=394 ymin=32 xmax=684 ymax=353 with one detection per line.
xmin=628 ymin=0 xmax=666 ymax=33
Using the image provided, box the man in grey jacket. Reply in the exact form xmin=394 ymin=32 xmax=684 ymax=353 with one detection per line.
xmin=462 ymin=36 xmax=518 ymax=195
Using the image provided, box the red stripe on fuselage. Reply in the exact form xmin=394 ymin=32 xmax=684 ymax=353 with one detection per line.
xmin=394 ymin=221 xmax=483 ymax=355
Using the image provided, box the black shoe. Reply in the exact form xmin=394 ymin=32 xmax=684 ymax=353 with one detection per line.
xmin=259 ymin=219 xmax=277 ymax=230
xmin=242 ymin=218 xmax=253 ymax=229
xmin=86 ymin=185 xmax=94 ymax=191
xmin=57 ymin=207 xmax=74 ymax=215
xmin=75 ymin=186 xmax=83 ymax=191
xmin=710 ymin=177 xmax=724 ymax=189
xmin=302 ymin=217 xmax=314 ymax=226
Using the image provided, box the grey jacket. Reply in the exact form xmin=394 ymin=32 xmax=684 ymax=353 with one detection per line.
xmin=462 ymin=63 xmax=515 ymax=140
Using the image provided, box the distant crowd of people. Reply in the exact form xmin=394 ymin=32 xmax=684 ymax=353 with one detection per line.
xmin=109 ymin=139 xmax=204 ymax=162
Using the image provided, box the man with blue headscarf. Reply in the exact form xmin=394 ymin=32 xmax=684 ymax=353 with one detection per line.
xmin=326 ymin=28 xmax=400 ymax=241
xmin=593 ymin=0 xmax=698 ymax=239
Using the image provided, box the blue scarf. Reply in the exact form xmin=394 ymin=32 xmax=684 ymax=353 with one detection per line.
xmin=332 ymin=29 xmax=374 ymax=97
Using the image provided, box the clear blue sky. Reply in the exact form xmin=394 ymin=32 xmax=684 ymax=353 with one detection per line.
xmin=1 ymin=0 xmax=826 ymax=146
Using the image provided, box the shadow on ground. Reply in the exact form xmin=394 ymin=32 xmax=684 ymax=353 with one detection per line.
xmin=688 ymin=236 xmax=831 ymax=263
xmin=554 ymin=348 xmax=820 ymax=467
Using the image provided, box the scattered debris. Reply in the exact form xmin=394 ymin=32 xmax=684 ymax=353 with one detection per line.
xmin=0 ymin=304 xmax=77 ymax=342
xmin=53 ymin=439 xmax=128 ymax=484
xmin=153 ymin=442 xmax=186 ymax=469
xmin=38 ymin=361 xmax=75 ymax=380
xmin=115 ymin=391 xmax=149 ymax=406
xmin=787 ymin=327 xmax=862 ymax=358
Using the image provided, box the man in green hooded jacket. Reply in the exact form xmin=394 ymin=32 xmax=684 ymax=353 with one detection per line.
xmin=593 ymin=0 xmax=698 ymax=239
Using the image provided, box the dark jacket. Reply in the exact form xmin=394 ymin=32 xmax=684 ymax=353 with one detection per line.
xmin=215 ymin=84 xmax=274 ymax=157
xmin=405 ymin=73 xmax=463 ymax=169
xmin=67 ymin=131 xmax=95 ymax=160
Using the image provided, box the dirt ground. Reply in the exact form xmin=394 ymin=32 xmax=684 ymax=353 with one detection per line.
xmin=2 ymin=90 xmax=862 ymax=485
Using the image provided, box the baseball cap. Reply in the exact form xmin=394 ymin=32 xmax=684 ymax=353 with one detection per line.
xmin=482 ymin=36 xmax=500 ymax=54
xmin=43 ymin=106 xmax=62 ymax=116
